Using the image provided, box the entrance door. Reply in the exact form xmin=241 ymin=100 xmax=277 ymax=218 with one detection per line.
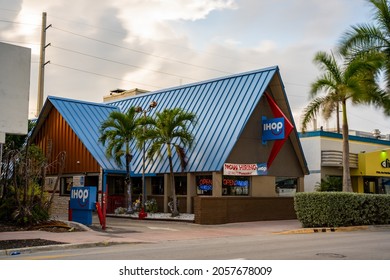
xmin=363 ymin=177 xmax=378 ymax=194
xmin=106 ymin=175 xmax=126 ymax=213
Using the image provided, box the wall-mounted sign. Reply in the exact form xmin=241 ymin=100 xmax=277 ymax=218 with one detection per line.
xmin=262 ymin=117 xmax=285 ymax=143
xmin=381 ymin=158 xmax=390 ymax=168
xmin=224 ymin=163 xmax=267 ymax=176
xmin=262 ymin=92 xmax=294 ymax=168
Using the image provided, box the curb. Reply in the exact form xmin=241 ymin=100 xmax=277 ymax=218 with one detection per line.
xmin=0 ymin=240 xmax=138 ymax=257
xmin=276 ymin=225 xmax=369 ymax=235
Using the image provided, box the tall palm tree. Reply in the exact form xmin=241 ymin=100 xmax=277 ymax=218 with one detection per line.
xmin=139 ymin=108 xmax=196 ymax=217
xmin=301 ymin=50 xmax=383 ymax=192
xmin=99 ymin=107 xmax=139 ymax=213
xmin=339 ymin=0 xmax=390 ymax=111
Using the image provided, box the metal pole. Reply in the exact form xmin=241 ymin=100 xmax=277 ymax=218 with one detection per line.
xmin=142 ymin=111 xmax=146 ymax=207
xmin=36 ymin=12 xmax=46 ymax=116
xmin=0 ymin=142 xmax=3 ymax=198
xmin=36 ymin=12 xmax=51 ymax=117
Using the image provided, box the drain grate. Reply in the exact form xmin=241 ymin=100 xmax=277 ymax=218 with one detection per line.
xmin=316 ymin=253 xmax=346 ymax=258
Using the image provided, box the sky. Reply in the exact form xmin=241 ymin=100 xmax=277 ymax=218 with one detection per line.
xmin=1 ymin=0 xmax=389 ymax=135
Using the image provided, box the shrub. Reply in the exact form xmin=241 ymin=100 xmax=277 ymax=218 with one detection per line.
xmin=0 ymin=183 xmax=50 ymax=226
xmin=315 ymin=176 xmax=342 ymax=192
xmin=145 ymin=199 xmax=158 ymax=213
xmin=294 ymin=192 xmax=390 ymax=227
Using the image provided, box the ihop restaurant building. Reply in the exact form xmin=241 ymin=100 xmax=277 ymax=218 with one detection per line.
xmin=30 ymin=66 xmax=308 ymax=224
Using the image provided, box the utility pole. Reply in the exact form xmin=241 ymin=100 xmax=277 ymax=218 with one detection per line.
xmin=36 ymin=12 xmax=51 ymax=117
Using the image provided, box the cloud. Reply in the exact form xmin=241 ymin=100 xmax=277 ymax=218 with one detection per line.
xmin=1 ymin=0 xmax=388 ymax=132
xmin=111 ymin=0 xmax=237 ymax=41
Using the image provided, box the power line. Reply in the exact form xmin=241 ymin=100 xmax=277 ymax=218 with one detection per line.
xmin=49 ymin=62 xmax=161 ymax=90
xmin=50 ymin=45 xmax=199 ymax=82
xmin=47 ymin=13 xmax=256 ymax=69
xmin=51 ymin=26 xmax=233 ymax=76
xmin=0 ymin=19 xmax=40 ymax=26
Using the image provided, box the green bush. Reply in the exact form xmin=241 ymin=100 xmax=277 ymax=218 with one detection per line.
xmin=294 ymin=192 xmax=390 ymax=227
xmin=145 ymin=199 xmax=158 ymax=213
xmin=0 ymin=183 xmax=50 ymax=226
xmin=315 ymin=176 xmax=342 ymax=192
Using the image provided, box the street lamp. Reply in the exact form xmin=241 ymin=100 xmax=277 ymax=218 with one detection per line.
xmin=135 ymin=100 xmax=157 ymax=208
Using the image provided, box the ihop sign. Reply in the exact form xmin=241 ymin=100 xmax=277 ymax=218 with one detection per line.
xmin=69 ymin=186 xmax=96 ymax=225
xmin=262 ymin=117 xmax=285 ymax=143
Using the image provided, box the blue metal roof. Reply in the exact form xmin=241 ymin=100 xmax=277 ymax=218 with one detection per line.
xmin=107 ymin=66 xmax=279 ymax=174
xmin=33 ymin=66 xmax=287 ymax=175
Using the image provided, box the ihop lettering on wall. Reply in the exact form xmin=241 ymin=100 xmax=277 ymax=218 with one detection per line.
xmin=262 ymin=116 xmax=285 ymax=143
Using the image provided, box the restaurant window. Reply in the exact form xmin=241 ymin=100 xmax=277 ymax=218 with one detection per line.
xmin=275 ymin=177 xmax=297 ymax=196
xmin=175 ymin=176 xmax=187 ymax=195
xmin=196 ymin=175 xmax=213 ymax=195
xmin=106 ymin=175 xmax=125 ymax=195
xmin=222 ymin=176 xmax=250 ymax=196
xmin=132 ymin=177 xmax=142 ymax=197
xmin=151 ymin=176 xmax=164 ymax=195
xmin=60 ymin=176 xmax=73 ymax=196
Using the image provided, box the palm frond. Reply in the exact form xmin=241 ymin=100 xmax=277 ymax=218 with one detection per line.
xmin=301 ymin=96 xmax=330 ymax=133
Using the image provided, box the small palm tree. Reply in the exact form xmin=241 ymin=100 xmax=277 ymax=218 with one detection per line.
xmin=301 ymin=50 xmax=383 ymax=192
xmin=99 ymin=107 xmax=139 ymax=213
xmin=139 ymin=108 xmax=196 ymax=217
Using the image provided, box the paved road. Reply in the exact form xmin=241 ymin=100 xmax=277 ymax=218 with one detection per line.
xmin=3 ymin=221 xmax=390 ymax=260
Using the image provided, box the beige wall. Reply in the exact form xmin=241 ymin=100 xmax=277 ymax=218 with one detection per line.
xmin=251 ymin=176 xmax=277 ymax=197
xmin=226 ymin=86 xmax=306 ymax=178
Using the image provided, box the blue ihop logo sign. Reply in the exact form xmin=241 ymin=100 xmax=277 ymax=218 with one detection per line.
xmin=69 ymin=186 xmax=96 ymax=210
xmin=262 ymin=117 xmax=285 ymax=143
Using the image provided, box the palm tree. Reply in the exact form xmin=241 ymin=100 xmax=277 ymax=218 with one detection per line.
xmin=301 ymin=50 xmax=383 ymax=192
xmin=139 ymin=108 xmax=196 ymax=217
xmin=99 ymin=107 xmax=139 ymax=213
xmin=339 ymin=0 xmax=390 ymax=111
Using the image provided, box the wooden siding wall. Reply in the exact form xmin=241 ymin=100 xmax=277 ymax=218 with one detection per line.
xmin=33 ymin=107 xmax=100 ymax=175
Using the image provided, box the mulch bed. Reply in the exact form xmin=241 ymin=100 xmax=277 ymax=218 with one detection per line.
xmin=0 ymin=239 xmax=67 ymax=250
xmin=0 ymin=220 xmax=82 ymax=250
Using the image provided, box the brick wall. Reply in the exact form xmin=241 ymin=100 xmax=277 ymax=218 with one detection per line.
xmin=49 ymin=195 xmax=70 ymax=218
xmin=194 ymin=196 xmax=296 ymax=224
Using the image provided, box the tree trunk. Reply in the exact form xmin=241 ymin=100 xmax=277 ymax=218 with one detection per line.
xmin=167 ymin=145 xmax=179 ymax=217
xmin=125 ymin=153 xmax=133 ymax=213
xmin=341 ymin=100 xmax=353 ymax=192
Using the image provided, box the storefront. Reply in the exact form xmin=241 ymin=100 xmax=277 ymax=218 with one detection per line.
xmin=30 ymin=66 xmax=309 ymax=224
xmin=300 ymin=130 xmax=390 ymax=193
xmin=351 ymin=149 xmax=390 ymax=194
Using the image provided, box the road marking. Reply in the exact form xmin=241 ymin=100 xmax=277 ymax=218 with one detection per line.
xmin=13 ymin=254 xmax=74 ymax=260
xmin=147 ymin=227 xmax=179 ymax=231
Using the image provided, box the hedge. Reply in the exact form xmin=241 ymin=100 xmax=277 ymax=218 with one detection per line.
xmin=294 ymin=192 xmax=390 ymax=227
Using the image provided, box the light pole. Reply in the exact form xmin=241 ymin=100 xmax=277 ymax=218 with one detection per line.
xmin=135 ymin=101 xmax=157 ymax=208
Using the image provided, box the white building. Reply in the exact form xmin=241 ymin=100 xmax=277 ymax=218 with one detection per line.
xmin=300 ymin=130 xmax=390 ymax=192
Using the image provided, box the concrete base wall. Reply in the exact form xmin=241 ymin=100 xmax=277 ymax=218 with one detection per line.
xmin=49 ymin=195 xmax=69 ymax=217
xmin=194 ymin=196 xmax=296 ymax=224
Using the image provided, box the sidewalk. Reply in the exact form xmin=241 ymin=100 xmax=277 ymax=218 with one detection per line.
xmin=0 ymin=215 xmax=303 ymax=256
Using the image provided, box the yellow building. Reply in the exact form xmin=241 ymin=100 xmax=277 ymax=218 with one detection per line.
xmin=351 ymin=149 xmax=390 ymax=194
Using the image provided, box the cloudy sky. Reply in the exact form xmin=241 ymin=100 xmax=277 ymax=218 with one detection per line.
xmin=1 ymin=0 xmax=389 ymax=134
